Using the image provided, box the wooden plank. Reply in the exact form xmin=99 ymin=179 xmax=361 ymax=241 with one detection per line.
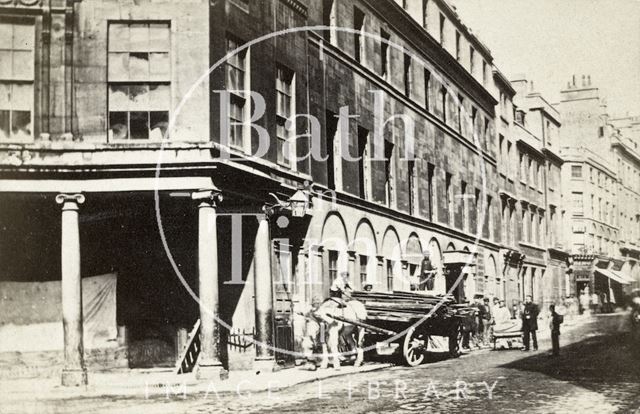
xmin=347 ymin=291 xmax=474 ymax=337
xmin=175 ymin=319 xmax=201 ymax=375
xmin=330 ymin=315 xmax=397 ymax=336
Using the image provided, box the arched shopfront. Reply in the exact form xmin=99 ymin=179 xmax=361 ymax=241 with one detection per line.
xmin=320 ymin=212 xmax=349 ymax=297
xmin=428 ymin=238 xmax=445 ymax=294
xmin=485 ymin=255 xmax=500 ymax=299
xmin=352 ymin=219 xmax=378 ymax=290
xmin=405 ymin=233 xmax=424 ymax=290
xmin=381 ymin=227 xmax=403 ymax=292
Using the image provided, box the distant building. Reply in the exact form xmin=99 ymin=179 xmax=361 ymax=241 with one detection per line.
xmin=609 ymin=115 xmax=640 ymax=290
xmin=556 ymin=75 xmax=638 ymax=301
xmin=495 ymin=72 xmax=569 ymax=310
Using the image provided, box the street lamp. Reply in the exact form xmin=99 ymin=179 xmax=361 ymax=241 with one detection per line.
xmin=266 ymin=189 xmax=313 ymax=217
xmin=289 ymin=189 xmax=312 ymax=217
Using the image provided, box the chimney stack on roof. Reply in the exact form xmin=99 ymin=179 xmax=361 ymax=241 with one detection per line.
xmin=565 ymin=74 xmax=594 ymax=90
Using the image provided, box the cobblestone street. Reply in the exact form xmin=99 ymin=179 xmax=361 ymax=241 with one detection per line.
xmin=3 ymin=313 xmax=638 ymax=414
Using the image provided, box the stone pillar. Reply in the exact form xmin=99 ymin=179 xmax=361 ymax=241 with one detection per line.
xmin=254 ymin=213 xmax=276 ymax=371
xmin=376 ymin=255 xmax=385 ymax=291
xmin=434 ymin=265 xmax=446 ymax=295
xmin=309 ymin=244 xmax=324 ymax=299
xmin=400 ymin=259 xmax=409 ymax=291
xmin=193 ymin=190 xmax=227 ymax=380
xmin=55 ymin=193 xmax=87 ymax=387
xmin=347 ymin=250 xmax=357 ymax=289
xmin=295 ymin=242 xmax=309 ymax=304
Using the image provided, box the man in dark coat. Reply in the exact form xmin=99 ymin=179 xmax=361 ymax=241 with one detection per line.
xmin=419 ymin=251 xmax=436 ymax=291
xmin=521 ymin=295 xmax=539 ymax=351
xmin=473 ymin=295 xmax=487 ymax=348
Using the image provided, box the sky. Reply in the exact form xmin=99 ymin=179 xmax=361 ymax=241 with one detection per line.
xmin=450 ymin=0 xmax=640 ymax=117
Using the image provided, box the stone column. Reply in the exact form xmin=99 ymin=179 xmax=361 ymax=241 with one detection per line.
xmin=55 ymin=193 xmax=87 ymax=387
xmin=309 ymin=244 xmax=324 ymax=299
xmin=295 ymin=242 xmax=309 ymax=304
xmin=376 ymin=255 xmax=385 ymax=291
xmin=254 ymin=213 xmax=276 ymax=371
xmin=193 ymin=190 xmax=226 ymax=380
xmin=400 ymin=259 xmax=409 ymax=291
xmin=347 ymin=250 xmax=357 ymax=289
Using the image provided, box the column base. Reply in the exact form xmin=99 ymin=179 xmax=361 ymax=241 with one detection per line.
xmin=253 ymin=357 xmax=279 ymax=374
xmin=61 ymin=368 xmax=88 ymax=387
xmin=196 ymin=361 xmax=229 ymax=381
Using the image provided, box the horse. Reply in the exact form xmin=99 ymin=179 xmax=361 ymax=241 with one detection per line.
xmin=317 ymin=297 xmax=368 ymax=368
xmin=296 ymin=297 xmax=367 ymax=369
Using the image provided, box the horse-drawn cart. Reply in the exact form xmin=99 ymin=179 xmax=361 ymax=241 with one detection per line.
xmin=342 ymin=291 xmax=475 ymax=366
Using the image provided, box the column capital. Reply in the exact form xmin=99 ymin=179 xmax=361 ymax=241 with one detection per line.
xmin=347 ymin=250 xmax=358 ymax=260
xmin=192 ymin=189 xmax=223 ymax=207
xmin=55 ymin=193 xmax=85 ymax=210
xmin=258 ymin=205 xmax=273 ymax=220
xmin=376 ymin=255 xmax=385 ymax=264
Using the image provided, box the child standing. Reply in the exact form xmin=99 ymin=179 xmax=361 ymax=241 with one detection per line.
xmin=549 ymin=304 xmax=563 ymax=356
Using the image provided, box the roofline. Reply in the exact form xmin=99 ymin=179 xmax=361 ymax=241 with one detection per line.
xmin=516 ymin=137 xmax=545 ymax=161
xmin=369 ymin=0 xmax=498 ymax=112
xmin=433 ymin=0 xmax=494 ymax=60
xmin=493 ymin=68 xmax=516 ymax=96
xmin=526 ymin=94 xmax=561 ymax=123
xmin=542 ymin=147 xmax=564 ymax=165
xmin=612 ymin=140 xmax=640 ymax=166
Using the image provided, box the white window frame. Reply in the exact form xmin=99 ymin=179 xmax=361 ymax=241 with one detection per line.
xmin=107 ymin=21 xmax=172 ymax=142
xmin=225 ymin=36 xmax=251 ymax=153
xmin=0 ymin=17 xmax=35 ymax=142
xmin=275 ymin=65 xmax=296 ymax=169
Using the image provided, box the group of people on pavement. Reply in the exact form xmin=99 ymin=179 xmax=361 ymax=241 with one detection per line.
xmin=462 ymin=294 xmax=564 ymax=356
xmin=577 ymin=288 xmax=613 ymax=314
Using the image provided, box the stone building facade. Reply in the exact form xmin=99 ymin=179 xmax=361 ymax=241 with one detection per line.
xmin=1 ymin=0 xmax=633 ymax=389
xmin=0 ymin=0 xmax=504 ymax=386
xmin=494 ymin=72 xmax=568 ymax=312
xmin=609 ymin=115 xmax=640 ymax=291
xmin=556 ymin=76 xmax=639 ymax=301
xmin=511 ymin=76 xmax=567 ymax=309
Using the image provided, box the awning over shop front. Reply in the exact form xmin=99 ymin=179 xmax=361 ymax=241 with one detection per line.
xmin=595 ymin=268 xmax=632 ymax=285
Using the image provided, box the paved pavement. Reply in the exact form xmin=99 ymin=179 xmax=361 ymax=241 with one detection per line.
xmin=1 ymin=312 xmax=638 ymax=414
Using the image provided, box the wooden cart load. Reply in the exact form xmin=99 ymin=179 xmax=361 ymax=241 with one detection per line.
xmin=349 ymin=290 xmax=476 ymax=366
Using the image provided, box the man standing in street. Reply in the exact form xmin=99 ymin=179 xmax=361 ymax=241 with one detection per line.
xmin=419 ymin=251 xmax=436 ymax=291
xmin=549 ymin=304 xmax=563 ymax=356
xmin=482 ymin=297 xmax=493 ymax=347
xmin=521 ymin=295 xmax=539 ymax=351
xmin=472 ymin=295 xmax=487 ymax=348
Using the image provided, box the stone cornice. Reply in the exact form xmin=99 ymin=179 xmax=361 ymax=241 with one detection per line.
xmin=541 ymin=147 xmax=564 ymax=165
xmin=612 ymin=140 xmax=640 ymax=166
xmin=280 ymin=0 xmax=307 ymax=18
xmin=516 ymin=138 xmax=545 ymax=161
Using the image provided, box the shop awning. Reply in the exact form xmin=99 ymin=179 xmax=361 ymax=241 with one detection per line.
xmin=595 ymin=269 xmax=632 ymax=285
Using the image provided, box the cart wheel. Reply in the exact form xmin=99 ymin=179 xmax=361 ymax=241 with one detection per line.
xmin=448 ymin=324 xmax=463 ymax=358
xmin=403 ymin=326 xmax=426 ymax=367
